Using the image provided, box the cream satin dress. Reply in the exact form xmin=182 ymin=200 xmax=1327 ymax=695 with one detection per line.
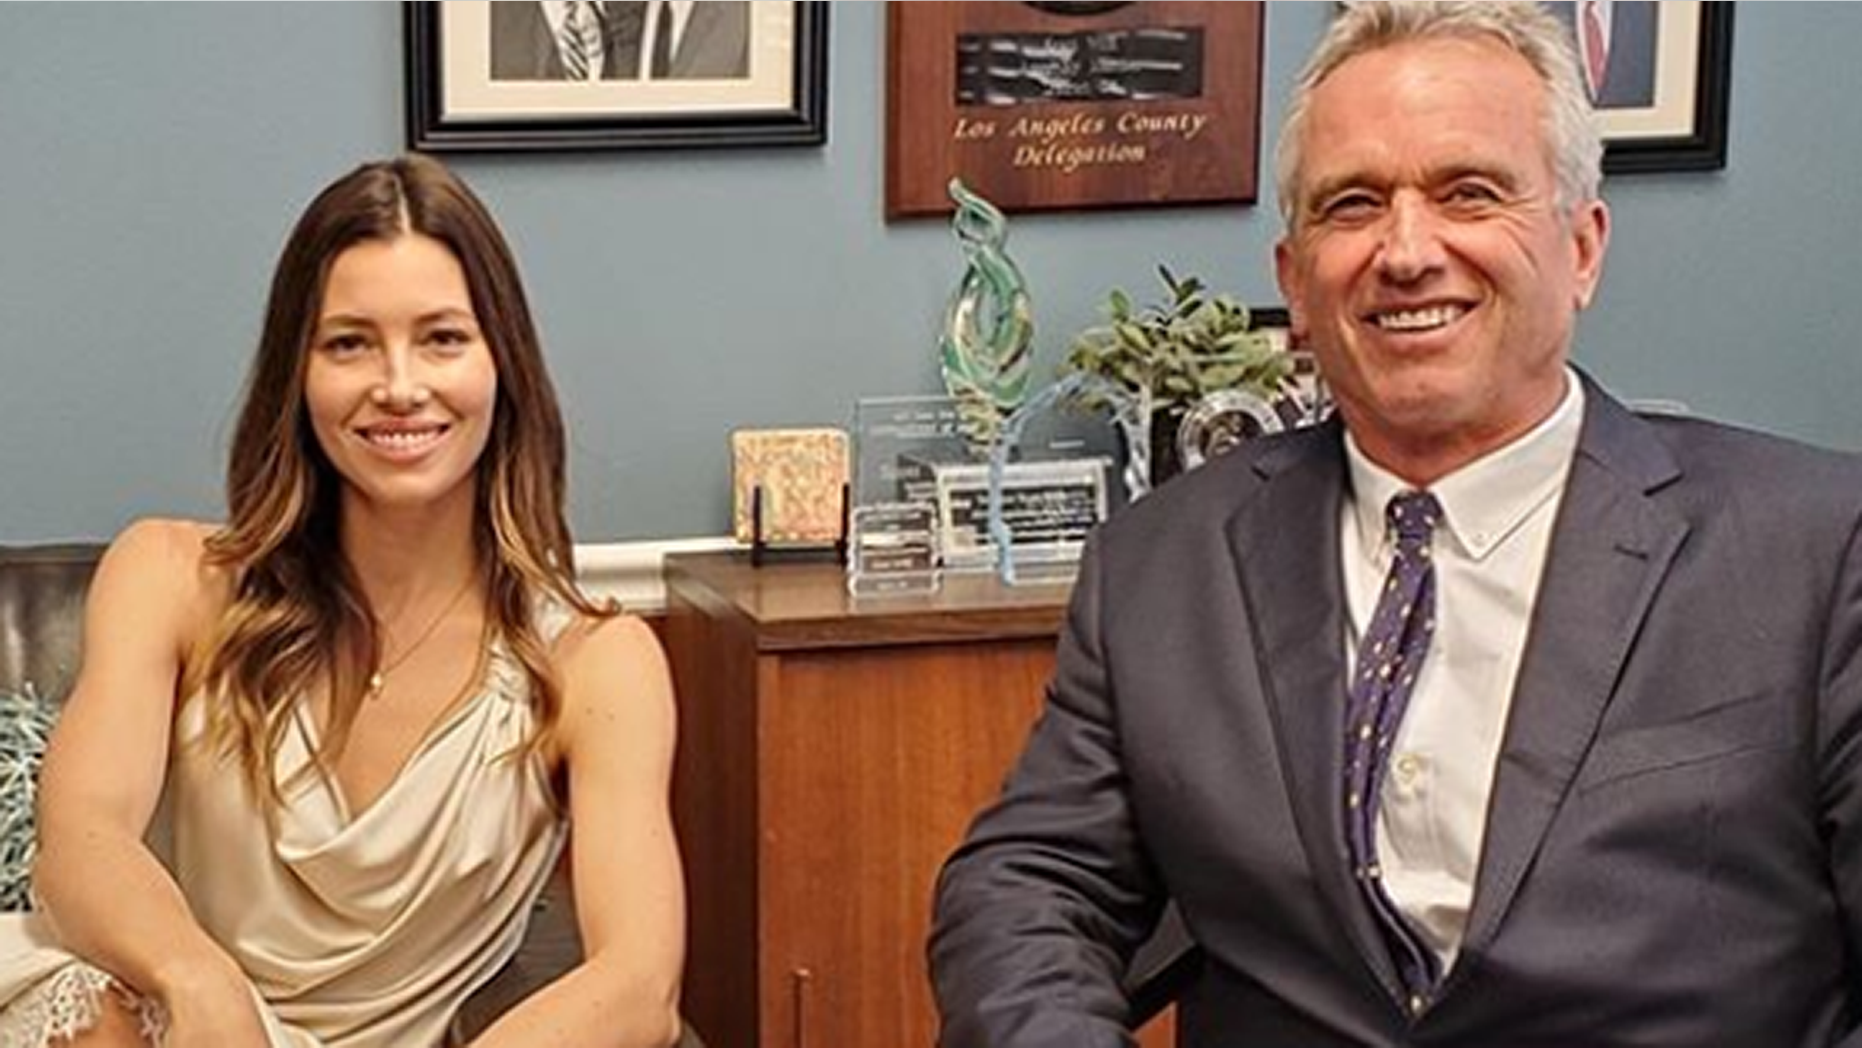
xmin=0 ymin=621 xmax=570 ymax=1048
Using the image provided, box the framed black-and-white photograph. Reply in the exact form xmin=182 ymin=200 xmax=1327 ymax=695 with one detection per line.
xmin=1543 ymin=1 xmax=1732 ymax=172
xmin=405 ymin=1 xmax=829 ymax=152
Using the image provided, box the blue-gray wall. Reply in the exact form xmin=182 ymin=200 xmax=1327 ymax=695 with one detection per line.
xmin=2 ymin=3 xmax=1857 ymax=542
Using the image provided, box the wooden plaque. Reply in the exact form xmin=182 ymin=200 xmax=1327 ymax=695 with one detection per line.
xmin=886 ymin=2 xmax=1264 ymax=219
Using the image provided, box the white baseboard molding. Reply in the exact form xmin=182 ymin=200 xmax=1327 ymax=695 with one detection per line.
xmin=574 ymin=536 xmax=739 ymax=614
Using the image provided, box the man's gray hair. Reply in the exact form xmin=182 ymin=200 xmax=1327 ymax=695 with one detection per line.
xmin=1274 ymin=1 xmax=1604 ymax=227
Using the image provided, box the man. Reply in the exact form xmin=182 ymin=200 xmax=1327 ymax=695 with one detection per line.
xmin=636 ymin=1 xmax=751 ymax=80
xmin=930 ymin=3 xmax=1862 ymax=1046
xmin=1550 ymin=0 xmax=1658 ymax=107
xmin=490 ymin=1 xmax=645 ymax=81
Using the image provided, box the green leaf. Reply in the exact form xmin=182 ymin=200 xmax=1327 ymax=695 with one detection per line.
xmin=1057 ymin=264 xmax=1300 ymax=415
xmin=1202 ymin=364 xmax=1244 ymax=388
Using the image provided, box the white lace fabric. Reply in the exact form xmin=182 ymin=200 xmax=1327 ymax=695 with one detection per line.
xmin=0 ymin=962 xmax=166 ymax=1048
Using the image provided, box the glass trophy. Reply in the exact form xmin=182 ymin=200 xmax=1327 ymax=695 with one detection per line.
xmin=939 ymin=179 xmax=1033 ymax=458
xmin=1175 ymin=388 xmax=1286 ymax=472
xmin=847 ymin=501 xmax=940 ymax=598
xmin=851 ymin=394 xmax=973 ymax=511
xmin=846 ymin=396 xmax=966 ymax=596
xmin=981 ymin=372 xmax=1137 ymax=586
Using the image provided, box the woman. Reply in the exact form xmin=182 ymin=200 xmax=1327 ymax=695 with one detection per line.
xmin=0 ymin=155 xmax=684 ymax=1046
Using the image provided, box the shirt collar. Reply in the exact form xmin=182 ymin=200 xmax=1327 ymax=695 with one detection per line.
xmin=1346 ymin=369 xmax=1586 ymax=561
xmin=543 ymin=1 xmax=607 ymax=37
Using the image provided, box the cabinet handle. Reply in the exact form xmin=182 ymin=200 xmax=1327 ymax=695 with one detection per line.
xmin=790 ymin=968 xmax=814 ymax=1048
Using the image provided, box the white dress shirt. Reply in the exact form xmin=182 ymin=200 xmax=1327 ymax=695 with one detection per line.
xmin=1341 ymin=371 xmax=1585 ymax=972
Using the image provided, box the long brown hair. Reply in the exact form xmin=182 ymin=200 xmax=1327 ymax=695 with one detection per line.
xmin=190 ymin=154 xmax=610 ymax=809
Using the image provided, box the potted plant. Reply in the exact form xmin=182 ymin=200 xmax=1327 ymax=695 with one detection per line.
xmin=1061 ymin=265 xmax=1295 ymax=488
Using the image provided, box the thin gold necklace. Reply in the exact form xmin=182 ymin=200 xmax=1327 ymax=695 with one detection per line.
xmin=366 ymin=578 xmax=476 ymax=700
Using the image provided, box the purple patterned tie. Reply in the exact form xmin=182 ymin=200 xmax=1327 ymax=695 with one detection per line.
xmin=1343 ymin=489 xmax=1443 ymax=1009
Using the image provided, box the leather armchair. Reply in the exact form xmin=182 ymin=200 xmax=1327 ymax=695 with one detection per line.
xmin=0 ymin=544 xmax=96 ymax=706
xmin=0 ymin=543 xmax=701 ymax=1047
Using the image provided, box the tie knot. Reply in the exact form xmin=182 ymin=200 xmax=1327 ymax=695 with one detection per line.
xmin=1386 ymin=490 xmax=1441 ymax=551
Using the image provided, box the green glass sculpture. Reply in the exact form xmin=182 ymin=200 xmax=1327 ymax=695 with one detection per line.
xmin=940 ymin=179 xmax=1034 ymax=456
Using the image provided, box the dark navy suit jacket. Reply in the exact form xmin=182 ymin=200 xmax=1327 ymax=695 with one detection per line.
xmin=933 ymin=376 xmax=1862 ymax=1046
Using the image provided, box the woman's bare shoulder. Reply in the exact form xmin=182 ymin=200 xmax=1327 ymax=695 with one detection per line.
xmin=555 ymin=607 xmax=662 ymax=670
xmin=108 ymin=516 xmax=212 ymax=557
xmin=553 ymin=610 xmax=672 ymax=714
xmin=99 ymin=518 xmax=236 ymax=623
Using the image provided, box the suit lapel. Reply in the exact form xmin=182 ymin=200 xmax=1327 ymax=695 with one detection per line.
xmin=1455 ymin=387 xmax=1689 ymax=965
xmin=675 ymin=3 xmax=716 ymax=73
xmin=1231 ymin=425 xmax=1408 ymax=996
xmin=602 ymin=2 xmax=648 ymax=77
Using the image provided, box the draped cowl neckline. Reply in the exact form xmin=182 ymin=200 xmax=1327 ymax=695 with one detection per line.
xmin=165 ymin=618 xmax=570 ymax=1047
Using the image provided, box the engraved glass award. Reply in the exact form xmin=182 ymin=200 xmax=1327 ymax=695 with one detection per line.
xmin=847 ymin=501 xmax=940 ymax=598
xmin=981 ymin=372 xmax=1138 ymax=586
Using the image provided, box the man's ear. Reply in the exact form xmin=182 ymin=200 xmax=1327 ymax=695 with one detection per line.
xmin=1274 ymin=237 xmax=1309 ymax=340
xmin=1570 ymin=199 xmax=1611 ymax=311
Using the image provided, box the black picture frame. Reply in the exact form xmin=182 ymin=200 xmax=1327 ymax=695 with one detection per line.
xmin=405 ymin=1 xmax=829 ymax=152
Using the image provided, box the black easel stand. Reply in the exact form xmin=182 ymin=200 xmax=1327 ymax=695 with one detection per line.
xmin=749 ymin=483 xmax=849 ymax=567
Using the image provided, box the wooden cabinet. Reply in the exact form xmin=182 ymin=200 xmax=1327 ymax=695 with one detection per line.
xmin=663 ymin=553 xmax=1172 ymax=1048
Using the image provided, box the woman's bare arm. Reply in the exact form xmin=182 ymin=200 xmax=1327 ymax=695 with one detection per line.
xmin=33 ymin=519 xmax=267 ymax=1043
xmin=469 ymin=613 xmax=685 ymax=1048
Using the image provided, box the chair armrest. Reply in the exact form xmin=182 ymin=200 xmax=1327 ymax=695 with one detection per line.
xmin=0 ymin=543 xmax=105 ymax=702
xmin=1125 ymin=901 xmax=1202 ymax=1027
